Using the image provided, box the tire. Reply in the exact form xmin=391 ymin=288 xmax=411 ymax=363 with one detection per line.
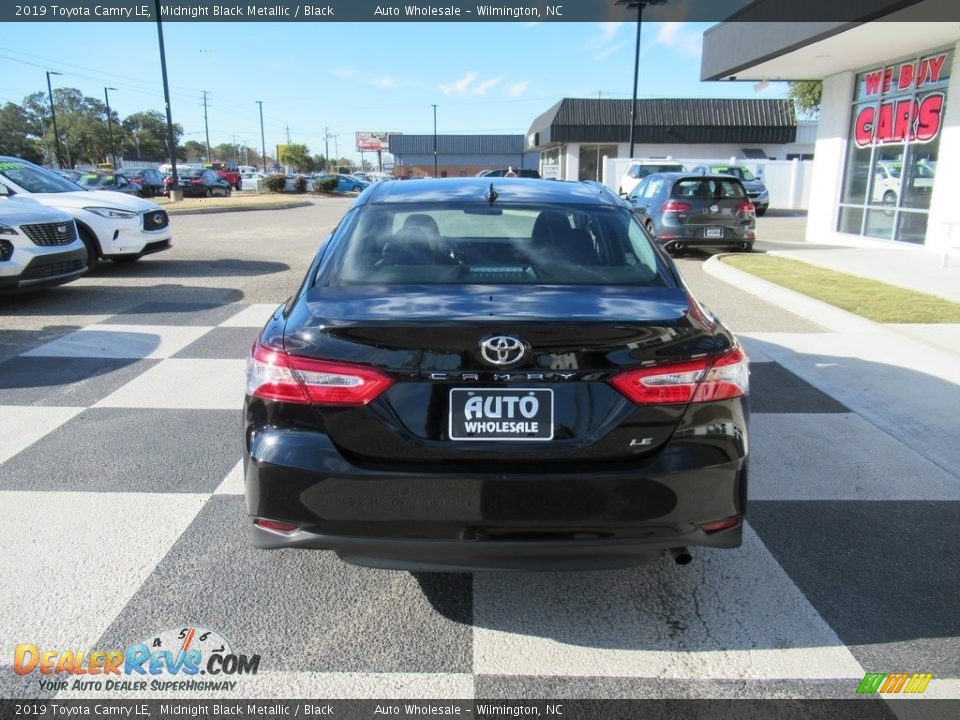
xmin=645 ymin=221 xmax=656 ymax=237
xmin=224 ymin=186 xmax=232 ymax=197
xmin=755 ymin=206 xmax=767 ymax=217
xmin=204 ymin=187 xmax=213 ymax=198
xmin=882 ymin=191 xmax=896 ymax=216
xmin=112 ymin=255 xmax=141 ymax=264
xmin=77 ymin=226 xmax=101 ymax=274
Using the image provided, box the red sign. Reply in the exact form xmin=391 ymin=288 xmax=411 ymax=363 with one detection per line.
xmin=854 ymin=53 xmax=949 ymax=147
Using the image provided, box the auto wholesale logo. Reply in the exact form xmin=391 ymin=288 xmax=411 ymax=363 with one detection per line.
xmin=13 ymin=626 xmax=260 ymax=693
xmin=856 ymin=672 xmax=933 ymax=695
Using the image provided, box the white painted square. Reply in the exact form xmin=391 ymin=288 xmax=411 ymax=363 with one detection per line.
xmin=0 ymin=491 xmax=208 ymax=650
xmin=218 ymin=304 xmax=282 ymax=328
xmin=0 ymin=405 xmax=84 ymax=464
xmin=749 ymin=413 xmax=960 ymax=501
xmin=214 ymin=459 xmax=245 ymax=495
xmin=473 ymin=525 xmax=864 ymax=681
xmin=23 ymin=325 xmax=214 ymax=360
xmin=94 ymin=359 xmax=246 ymax=410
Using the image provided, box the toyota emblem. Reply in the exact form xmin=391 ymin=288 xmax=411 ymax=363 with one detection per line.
xmin=479 ymin=335 xmax=527 ymax=367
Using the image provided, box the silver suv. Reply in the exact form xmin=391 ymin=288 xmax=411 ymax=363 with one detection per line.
xmin=0 ymin=196 xmax=86 ymax=291
xmin=618 ymin=160 xmax=686 ymax=196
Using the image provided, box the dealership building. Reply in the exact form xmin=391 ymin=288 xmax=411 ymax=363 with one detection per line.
xmin=702 ymin=7 xmax=959 ymax=250
xmin=388 ymin=135 xmax=539 ymax=178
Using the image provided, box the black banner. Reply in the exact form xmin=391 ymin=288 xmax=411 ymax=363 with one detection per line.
xmin=3 ymin=699 xmax=960 ymax=720
xmin=2 ymin=0 xmax=959 ymax=23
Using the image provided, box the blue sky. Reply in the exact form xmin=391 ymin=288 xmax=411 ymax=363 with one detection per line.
xmin=0 ymin=21 xmax=788 ymax=162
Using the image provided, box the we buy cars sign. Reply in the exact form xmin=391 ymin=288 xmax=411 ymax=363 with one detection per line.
xmin=854 ymin=53 xmax=949 ymax=147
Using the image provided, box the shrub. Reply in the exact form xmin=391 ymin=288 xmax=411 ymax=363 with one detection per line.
xmin=265 ymin=174 xmax=287 ymax=192
xmin=314 ymin=176 xmax=338 ymax=193
xmin=293 ymin=176 xmax=307 ymax=193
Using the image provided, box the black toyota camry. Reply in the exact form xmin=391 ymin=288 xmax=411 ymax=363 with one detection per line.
xmin=243 ymin=178 xmax=749 ymax=571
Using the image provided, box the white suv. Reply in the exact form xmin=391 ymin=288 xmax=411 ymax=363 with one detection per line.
xmin=618 ymin=160 xmax=686 ymax=196
xmin=0 ymin=196 xmax=86 ymax=291
xmin=0 ymin=156 xmax=172 ymax=272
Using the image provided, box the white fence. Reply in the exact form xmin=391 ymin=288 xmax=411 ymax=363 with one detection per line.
xmin=603 ymin=157 xmax=814 ymax=210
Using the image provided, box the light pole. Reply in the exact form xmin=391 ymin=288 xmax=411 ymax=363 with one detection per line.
xmin=104 ymin=87 xmax=118 ymax=170
xmin=256 ymin=101 xmax=267 ymax=173
xmin=153 ymin=0 xmax=180 ymax=196
xmin=45 ymin=70 xmax=63 ymax=169
xmin=616 ymin=0 xmax=667 ymax=159
xmin=431 ymin=104 xmax=438 ymax=178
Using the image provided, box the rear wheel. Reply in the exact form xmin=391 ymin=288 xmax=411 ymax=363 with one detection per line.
xmin=204 ymin=187 xmax=213 ymax=198
xmin=78 ymin=226 xmax=101 ymax=274
xmin=755 ymin=206 xmax=767 ymax=217
xmin=224 ymin=186 xmax=232 ymax=197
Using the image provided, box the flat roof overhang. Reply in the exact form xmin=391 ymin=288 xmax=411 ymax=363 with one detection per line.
xmin=702 ymin=2 xmax=960 ymax=81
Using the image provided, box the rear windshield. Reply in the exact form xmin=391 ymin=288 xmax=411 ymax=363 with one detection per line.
xmin=671 ymin=179 xmax=746 ymax=199
xmin=324 ymin=204 xmax=671 ymax=287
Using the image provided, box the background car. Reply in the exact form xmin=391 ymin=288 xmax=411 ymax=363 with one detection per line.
xmin=691 ymin=164 xmax=770 ymax=216
xmin=76 ymin=172 xmax=143 ymax=196
xmin=476 ymin=168 xmax=542 ymax=178
xmin=315 ymin=173 xmax=370 ymax=193
xmin=52 ymin=169 xmax=84 ymax=184
xmin=0 ymin=156 xmax=171 ymax=272
xmin=243 ymin=177 xmax=750 ymax=572
xmin=118 ymin=167 xmax=167 ymax=197
xmin=165 ymin=168 xmax=232 ymax=197
xmin=0 ymin=196 xmax=86 ymax=291
xmin=618 ymin=160 xmax=686 ymax=196
xmin=626 ymin=172 xmax=756 ymax=253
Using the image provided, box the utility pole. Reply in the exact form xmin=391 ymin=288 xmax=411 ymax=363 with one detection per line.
xmin=285 ymin=125 xmax=291 ymax=144
xmin=595 ymin=90 xmax=601 ymax=182
xmin=202 ymin=90 xmax=211 ymax=161
xmin=431 ymin=104 xmax=438 ymax=178
xmin=256 ymin=100 xmax=266 ymax=173
xmin=324 ymin=126 xmax=330 ymax=173
xmin=232 ymin=134 xmax=238 ymax=164
xmin=104 ymin=87 xmax=118 ymax=170
xmin=45 ymin=70 xmax=63 ymax=169
xmin=153 ymin=0 xmax=180 ymax=196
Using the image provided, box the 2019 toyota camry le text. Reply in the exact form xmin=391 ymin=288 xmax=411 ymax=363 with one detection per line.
xmin=243 ymin=178 xmax=749 ymax=572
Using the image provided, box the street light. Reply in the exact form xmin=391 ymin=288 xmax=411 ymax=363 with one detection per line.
xmin=104 ymin=87 xmax=118 ymax=170
xmin=45 ymin=70 xmax=63 ymax=169
xmin=431 ymin=104 xmax=438 ymax=178
xmin=615 ymin=0 xmax=668 ymax=159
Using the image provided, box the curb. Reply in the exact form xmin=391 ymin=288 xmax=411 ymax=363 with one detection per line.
xmin=703 ymin=254 xmax=884 ymax=334
xmin=163 ymin=200 xmax=314 ymax=216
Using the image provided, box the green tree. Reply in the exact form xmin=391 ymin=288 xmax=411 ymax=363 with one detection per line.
xmin=121 ymin=111 xmax=182 ymax=163
xmin=279 ymin=143 xmax=312 ymax=172
xmin=788 ymin=81 xmax=822 ymax=118
xmin=181 ymin=140 xmax=207 ymax=162
xmin=0 ymin=102 xmax=44 ymax=163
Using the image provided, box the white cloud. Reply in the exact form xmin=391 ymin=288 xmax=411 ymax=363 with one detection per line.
xmin=508 ymin=81 xmax=531 ymax=98
xmin=593 ymin=40 xmax=628 ymax=62
xmin=439 ymin=71 xmax=478 ymax=96
xmin=473 ymin=76 xmax=503 ymax=95
xmin=371 ymin=75 xmax=397 ymax=89
xmin=654 ymin=22 xmax=702 ymax=58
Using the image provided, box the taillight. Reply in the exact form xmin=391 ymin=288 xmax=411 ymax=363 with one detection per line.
xmin=191 ymin=178 xmax=202 ymax=185
xmin=736 ymin=201 xmax=756 ymax=214
xmin=661 ymin=200 xmax=693 ymax=213
xmin=246 ymin=341 xmax=393 ymax=406
xmin=255 ymin=519 xmax=299 ymax=533
xmin=610 ymin=346 xmax=749 ymax=405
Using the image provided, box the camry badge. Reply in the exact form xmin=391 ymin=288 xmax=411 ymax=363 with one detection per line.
xmin=479 ymin=335 xmax=526 ymax=367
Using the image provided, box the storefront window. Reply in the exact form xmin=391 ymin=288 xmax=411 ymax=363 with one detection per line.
xmin=838 ymin=49 xmax=951 ymax=244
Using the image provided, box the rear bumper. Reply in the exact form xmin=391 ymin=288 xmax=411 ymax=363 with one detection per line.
xmin=244 ymin=422 xmax=748 ymax=571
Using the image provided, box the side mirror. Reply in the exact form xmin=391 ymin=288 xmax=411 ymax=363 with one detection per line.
xmin=0 ymin=183 xmax=12 ymax=197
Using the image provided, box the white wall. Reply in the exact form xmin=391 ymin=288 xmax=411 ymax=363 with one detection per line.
xmin=806 ymin=71 xmax=855 ymax=244
xmin=925 ymin=40 xmax=960 ymax=253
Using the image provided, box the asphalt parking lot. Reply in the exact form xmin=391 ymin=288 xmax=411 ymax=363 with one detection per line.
xmin=1 ymin=201 xmax=957 ymax=701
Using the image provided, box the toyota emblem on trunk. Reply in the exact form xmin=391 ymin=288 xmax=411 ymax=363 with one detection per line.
xmin=479 ymin=335 xmax=526 ymax=367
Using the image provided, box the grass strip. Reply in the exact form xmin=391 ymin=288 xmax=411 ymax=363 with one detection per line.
xmin=721 ymin=254 xmax=960 ymax=323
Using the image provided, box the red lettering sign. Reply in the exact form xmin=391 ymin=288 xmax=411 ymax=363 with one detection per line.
xmin=861 ymin=53 xmax=948 ymax=97
xmin=853 ymin=93 xmax=944 ymax=147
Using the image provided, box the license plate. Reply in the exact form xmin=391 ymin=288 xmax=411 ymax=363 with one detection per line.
xmin=704 ymin=226 xmax=724 ymax=238
xmin=449 ymin=388 xmax=553 ymax=441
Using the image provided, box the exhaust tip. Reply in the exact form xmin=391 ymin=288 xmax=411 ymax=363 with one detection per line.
xmin=669 ymin=547 xmax=692 ymax=565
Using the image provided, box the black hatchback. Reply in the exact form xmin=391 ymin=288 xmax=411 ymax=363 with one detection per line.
xmin=626 ymin=172 xmax=756 ymax=254
xmin=243 ymin=178 xmax=750 ymax=571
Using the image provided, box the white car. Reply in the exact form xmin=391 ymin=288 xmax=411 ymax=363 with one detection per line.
xmin=0 ymin=195 xmax=86 ymax=291
xmin=618 ymin=160 xmax=686 ymax=196
xmin=0 ymin=156 xmax=172 ymax=272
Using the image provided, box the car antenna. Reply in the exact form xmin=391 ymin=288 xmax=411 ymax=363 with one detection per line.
xmin=486 ymin=182 xmax=498 ymax=206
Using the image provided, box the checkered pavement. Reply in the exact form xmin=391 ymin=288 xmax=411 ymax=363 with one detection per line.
xmin=1 ymin=302 xmax=957 ymax=701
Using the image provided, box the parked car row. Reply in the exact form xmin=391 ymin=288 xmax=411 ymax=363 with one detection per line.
xmin=0 ymin=155 xmax=172 ymax=289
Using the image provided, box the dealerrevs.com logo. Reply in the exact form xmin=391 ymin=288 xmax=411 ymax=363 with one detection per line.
xmin=13 ymin=627 xmax=260 ymax=693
